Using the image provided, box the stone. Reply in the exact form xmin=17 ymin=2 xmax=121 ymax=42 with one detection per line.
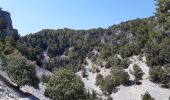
xmin=0 ymin=8 xmax=13 ymax=35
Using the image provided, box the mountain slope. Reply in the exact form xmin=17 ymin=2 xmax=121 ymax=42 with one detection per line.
xmin=18 ymin=17 xmax=170 ymax=99
xmin=0 ymin=0 xmax=170 ymax=99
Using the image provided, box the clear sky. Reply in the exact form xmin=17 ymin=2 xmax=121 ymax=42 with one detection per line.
xmin=0 ymin=0 xmax=155 ymax=36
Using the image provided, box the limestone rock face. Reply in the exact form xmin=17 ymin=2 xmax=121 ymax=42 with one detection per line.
xmin=0 ymin=8 xmax=13 ymax=35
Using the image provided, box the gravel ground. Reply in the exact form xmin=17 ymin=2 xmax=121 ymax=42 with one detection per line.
xmin=77 ymin=56 xmax=170 ymax=100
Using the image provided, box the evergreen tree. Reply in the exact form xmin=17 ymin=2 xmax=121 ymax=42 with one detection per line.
xmin=45 ymin=69 xmax=86 ymax=100
xmin=5 ymin=51 xmax=39 ymax=88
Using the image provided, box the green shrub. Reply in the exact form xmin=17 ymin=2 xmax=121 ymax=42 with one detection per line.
xmin=41 ymin=74 xmax=51 ymax=83
xmin=95 ymin=74 xmax=104 ymax=86
xmin=111 ymin=67 xmax=129 ymax=86
xmin=133 ymin=64 xmax=143 ymax=84
xmin=45 ymin=69 xmax=86 ymax=100
xmin=100 ymin=75 xmax=116 ymax=95
xmin=107 ymin=96 xmax=113 ymax=100
xmin=121 ymin=58 xmax=129 ymax=69
xmin=88 ymin=90 xmax=97 ymax=100
xmin=149 ymin=65 xmax=170 ymax=88
xmin=5 ymin=51 xmax=39 ymax=88
xmin=141 ymin=91 xmax=155 ymax=100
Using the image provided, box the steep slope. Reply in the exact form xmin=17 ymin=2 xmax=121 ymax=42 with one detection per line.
xmin=18 ymin=16 xmax=170 ymax=99
xmin=0 ymin=0 xmax=170 ymax=99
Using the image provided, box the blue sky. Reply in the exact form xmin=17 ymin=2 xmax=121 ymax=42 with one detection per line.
xmin=0 ymin=0 xmax=155 ymax=36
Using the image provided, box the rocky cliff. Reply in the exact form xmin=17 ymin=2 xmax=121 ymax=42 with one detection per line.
xmin=0 ymin=8 xmax=14 ymax=35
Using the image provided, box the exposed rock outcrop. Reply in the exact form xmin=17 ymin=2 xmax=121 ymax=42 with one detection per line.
xmin=0 ymin=7 xmax=14 ymax=35
xmin=0 ymin=8 xmax=13 ymax=30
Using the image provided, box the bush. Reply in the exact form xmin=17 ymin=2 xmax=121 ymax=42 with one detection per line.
xmin=149 ymin=66 xmax=162 ymax=82
xmin=45 ymin=69 xmax=86 ymax=100
xmin=111 ymin=67 xmax=129 ymax=86
xmin=121 ymin=58 xmax=129 ymax=69
xmin=107 ymin=96 xmax=113 ymax=100
xmin=120 ymin=43 xmax=138 ymax=58
xmin=88 ymin=90 xmax=97 ymax=100
xmin=105 ymin=61 xmax=111 ymax=69
xmin=100 ymin=75 xmax=116 ymax=95
xmin=95 ymin=74 xmax=104 ymax=86
xmin=133 ymin=64 xmax=143 ymax=84
xmin=141 ymin=91 xmax=155 ymax=100
xmin=149 ymin=65 xmax=170 ymax=88
xmin=41 ymin=74 xmax=51 ymax=83
xmin=5 ymin=51 xmax=39 ymax=88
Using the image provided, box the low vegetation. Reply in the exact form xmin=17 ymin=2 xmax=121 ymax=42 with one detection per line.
xmin=149 ymin=64 xmax=170 ymax=88
xmin=141 ymin=92 xmax=155 ymax=100
xmin=133 ymin=64 xmax=143 ymax=84
xmin=44 ymin=69 xmax=86 ymax=100
xmin=5 ymin=51 xmax=39 ymax=88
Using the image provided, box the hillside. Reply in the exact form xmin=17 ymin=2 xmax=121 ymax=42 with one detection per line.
xmin=0 ymin=0 xmax=170 ymax=100
xmin=17 ymin=15 xmax=170 ymax=100
xmin=16 ymin=16 xmax=170 ymax=100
